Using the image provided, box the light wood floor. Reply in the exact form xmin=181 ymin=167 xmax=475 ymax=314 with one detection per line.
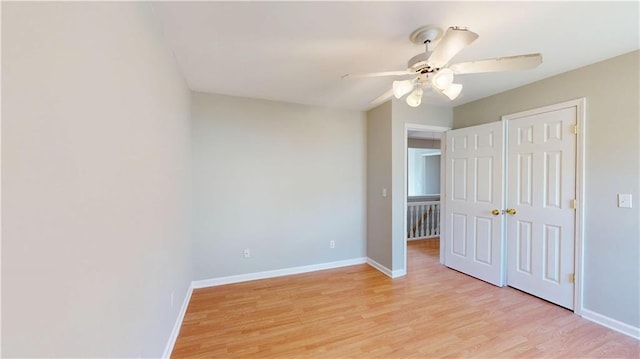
xmin=172 ymin=239 xmax=639 ymax=358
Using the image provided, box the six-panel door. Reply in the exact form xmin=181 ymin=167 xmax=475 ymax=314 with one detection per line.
xmin=443 ymin=106 xmax=577 ymax=309
xmin=444 ymin=122 xmax=505 ymax=286
xmin=506 ymin=107 xmax=576 ymax=309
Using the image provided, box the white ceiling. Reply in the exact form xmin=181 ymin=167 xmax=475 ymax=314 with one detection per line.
xmin=153 ymin=2 xmax=639 ymax=111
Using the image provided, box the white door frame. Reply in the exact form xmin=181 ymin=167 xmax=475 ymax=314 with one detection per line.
xmin=501 ymin=98 xmax=586 ymax=314
xmin=403 ymin=124 xmax=451 ymax=275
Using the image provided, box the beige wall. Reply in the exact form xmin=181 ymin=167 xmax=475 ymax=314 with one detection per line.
xmin=408 ymin=138 xmax=441 ymax=149
xmin=366 ymin=99 xmax=452 ymax=273
xmin=2 ymin=3 xmax=192 ymax=357
xmin=191 ymin=92 xmax=367 ymax=279
xmin=391 ymin=99 xmax=452 ymax=272
xmin=453 ymin=51 xmax=640 ymax=328
xmin=366 ymin=101 xmax=393 ymax=269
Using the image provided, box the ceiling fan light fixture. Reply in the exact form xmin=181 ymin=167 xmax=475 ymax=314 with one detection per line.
xmin=406 ymin=87 xmax=423 ymax=107
xmin=345 ymin=26 xmax=542 ymax=107
xmin=432 ymin=68 xmax=454 ymax=90
xmin=441 ymin=83 xmax=463 ymax=100
xmin=393 ymin=79 xmax=414 ymax=99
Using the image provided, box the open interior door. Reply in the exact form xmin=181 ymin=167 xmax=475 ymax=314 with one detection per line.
xmin=443 ymin=122 xmax=505 ymax=286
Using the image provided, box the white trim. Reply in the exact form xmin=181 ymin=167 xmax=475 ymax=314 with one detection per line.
xmin=366 ymin=257 xmax=392 ymax=277
xmin=407 ymin=236 xmax=438 ymax=241
xmin=439 ymin=133 xmax=447 ymax=264
xmin=366 ymin=257 xmax=406 ymax=278
xmin=406 ymin=124 xmax=451 ymax=133
xmin=403 ymin=124 xmax=451 ymax=275
xmin=0 ymin=3 xmax=3 ymax=347
xmin=502 ymin=98 xmax=586 ymax=314
xmin=162 ymin=284 xmax=194 ymax=359
xmin=501 ymin=98 xmax=585 ymax=121
xmin=574 ymin=98 xmax=586 ymax=316
xmin=581 ymin=308 xmax=640 ymax=340
xmin=499 ymin=120 xmax=508 ymax=286
xmin=192 ymin=257 xmax=367 ymax=289
xmin=392 ymin=268 xmax=407 ymax=278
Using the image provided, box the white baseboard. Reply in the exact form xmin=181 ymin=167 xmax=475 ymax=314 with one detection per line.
xmin=392 ymin=268 xmax=407 ymax=277
xmin=366 ymin=257 xmax=392 ymax=277
xmin=366 ymin=258 xmax=406 ymax=278
xmin=162 ymin=284 xmax=193 ymax=359
xmin=192 ymin=257 xmax=367 ymax=289
xmin=407 ymin=236 xmax=438 ymax=241
xmin=581 ymin=308 xmax=640 ymax=340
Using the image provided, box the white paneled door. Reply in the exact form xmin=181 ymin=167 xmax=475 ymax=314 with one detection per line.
xmin=444 ymin=104 xmax=578 ymax=309
xmin=444 ymin=122 xmax=505 ymax=286
xmin=506 ymin=107 xmax=576 ymax=309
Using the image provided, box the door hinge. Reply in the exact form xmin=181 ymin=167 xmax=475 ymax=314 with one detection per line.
xmin=569 ymin=273 xmax=575 ymax=284
xmin=572 ymin=124 xmax=578 ymax=134
xmin=570 ymin=199 xmax=577 ymax=209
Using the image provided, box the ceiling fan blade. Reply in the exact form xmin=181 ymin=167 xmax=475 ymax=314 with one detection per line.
xmin=449 ymin=53 xmax=543 ymax=74
xmin=342 ymin=70 xmax=414 ymax=79
xmin=427 ymin=27 xmax=479 ymax=68
xmin=370 ymin=88 xmax=394 ymax=106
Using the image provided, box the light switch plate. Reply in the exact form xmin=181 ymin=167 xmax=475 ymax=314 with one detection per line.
xmin=618 ymin=194 xmax=632 ymax=208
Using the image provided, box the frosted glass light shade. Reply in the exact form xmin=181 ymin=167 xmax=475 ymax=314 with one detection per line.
xmin=406 ymin=88 xmax=423 ymax=107
xmin=393 ymin=80 xmax=414 ymax=99
xmin=432 ymin=68 xmax=454 ymax=90
xmin=442 ymin=83 xmax=462 ymax=100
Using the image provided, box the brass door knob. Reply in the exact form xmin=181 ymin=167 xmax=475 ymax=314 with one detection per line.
xmin=506 ymin=208 xmax=517 ymax=215
xmin=491 ymin=209 xmax=501 ymax=216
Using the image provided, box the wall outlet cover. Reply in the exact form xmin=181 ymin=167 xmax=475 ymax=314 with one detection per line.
xmin=618 ymin=194 xmax=632 ymax=208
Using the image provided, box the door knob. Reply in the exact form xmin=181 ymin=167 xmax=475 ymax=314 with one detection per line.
xmin=491 ymin=209 xmax=501 ymax=216
xmin=506 ymin=208 xmax=517 ymax=215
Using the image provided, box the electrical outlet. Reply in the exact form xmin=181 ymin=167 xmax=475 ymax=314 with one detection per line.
xmin=243 ymin=248 xmax=251 ymax=258
xmin=618 ymin=194 xmax=632 ymax=208
xmin=330 ymin=240 xmax=335 ymax=249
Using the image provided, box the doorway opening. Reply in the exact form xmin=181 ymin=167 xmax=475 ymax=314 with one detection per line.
xmin=404 ymin=125 xmax=450 ymax=274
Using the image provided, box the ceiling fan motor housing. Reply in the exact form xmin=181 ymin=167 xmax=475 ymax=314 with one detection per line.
xmin=408 ymin=52 xmax=438 ymax=74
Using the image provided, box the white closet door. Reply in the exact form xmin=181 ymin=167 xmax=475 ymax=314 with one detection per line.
xmin=444 ymin=122 xmax=505 ymax=286
xmin=506 ymin=107 xmax=577 ymax=309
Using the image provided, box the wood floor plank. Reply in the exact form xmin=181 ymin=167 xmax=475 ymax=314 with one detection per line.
xmin=172 ymin=239 xmax=639 ymax=358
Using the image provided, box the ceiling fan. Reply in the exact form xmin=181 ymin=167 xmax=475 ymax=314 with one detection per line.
xmin=343 ymin=25 xmax=543 ymax=107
